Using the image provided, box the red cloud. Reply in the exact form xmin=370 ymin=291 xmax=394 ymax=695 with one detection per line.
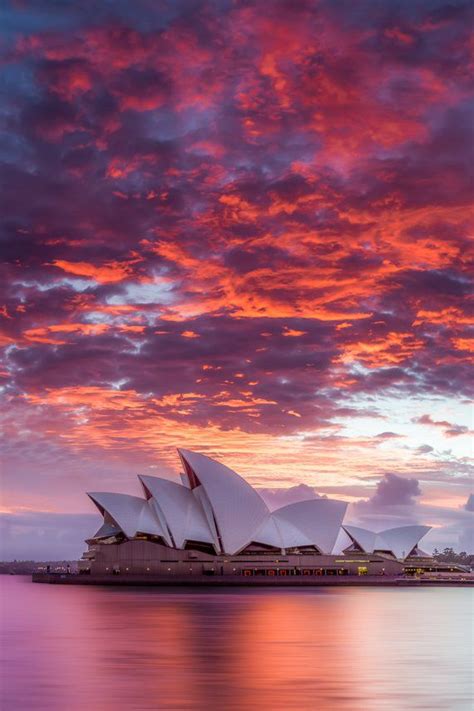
xmin=51 ymin=259 xmax=137 ymax=283
xmin=2 ymin=0 xmax=473 ymax=520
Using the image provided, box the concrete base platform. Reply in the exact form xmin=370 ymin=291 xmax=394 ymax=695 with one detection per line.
xmin=32 ymin=573 xmax=474 ymax=587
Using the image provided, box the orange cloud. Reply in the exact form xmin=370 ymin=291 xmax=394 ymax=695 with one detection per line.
xmin=51 ymin=259 xmax=136 ymax=283
xmin=451 ymin=337 xmax=474 ymax=353
xmin=413 ymin=308 xmax=473 ymax=327
xmin=282 ymin=327 xmax=307 ymax=337
xmin=119 ymin=325 xmax=146 ymax=334
xmin=24 ymin=323 xmax=110 ymax=344
xmin=339 ymin=332 xmax=425 ymax=368
xmin=0 ymin=331 xmax=16 ymax=346
xmin=181 ymin=330 xmax=200 ymax=338
xmin=15 ymin=384 xmax=446 ymax=494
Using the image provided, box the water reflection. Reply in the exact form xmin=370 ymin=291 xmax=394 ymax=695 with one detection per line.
xmin=1 ymin=578 xmax=472 ymax=710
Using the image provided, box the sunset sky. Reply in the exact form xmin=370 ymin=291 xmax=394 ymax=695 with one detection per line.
xmin=1 ymin=0 xmax=473 ymax=557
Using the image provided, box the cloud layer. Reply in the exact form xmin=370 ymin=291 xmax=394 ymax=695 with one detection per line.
xmin=1 ymin=0 xmax=473 ymax=555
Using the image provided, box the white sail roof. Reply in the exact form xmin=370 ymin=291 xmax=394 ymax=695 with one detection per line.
xmin=192 ymin=485 xmax=221 ymax=549
xmin=377 ymin=526 xmax=431 ymax=560
xmin=343 ymin=525 xmax=377 ymax=553
xmin=178 ymin=449 xmax=270 ymax=554
xmin=273 ymin=499 xmax=348 ymax=554
xmin=87 ymin=492 xmax=165 ymax=539
xmin=252 ymin=515 xmax=284 ymax=549
xmin=343 ymin=524 xmax=431 ymax=559
xmin=252 ymin=514 xmax=313 ymax=550
xmin=91 ymin=520 xmax=121 ymax=539
xmin=138 ymin=475 xmax=216 ymax=549
xmin=85 ymin=450 xmax=380 ymax=556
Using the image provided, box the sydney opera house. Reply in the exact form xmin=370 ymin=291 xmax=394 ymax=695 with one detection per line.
xmin=76 ymin=449 xmax=446 ymax=581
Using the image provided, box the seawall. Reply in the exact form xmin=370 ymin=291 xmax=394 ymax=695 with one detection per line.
xmin=32 ymin=573 xmax=474 ymax=587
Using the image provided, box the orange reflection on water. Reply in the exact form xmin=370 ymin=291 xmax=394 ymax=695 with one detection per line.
xmin=1 ymin=579 xmax=472 ymax=711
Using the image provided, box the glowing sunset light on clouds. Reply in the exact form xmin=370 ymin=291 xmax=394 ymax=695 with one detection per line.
xmin=0 ymin=0 xmax=473 ymax=557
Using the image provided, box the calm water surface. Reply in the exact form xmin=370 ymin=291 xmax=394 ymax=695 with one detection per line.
xmin=1 ymin=577 xmax=472 ymax=710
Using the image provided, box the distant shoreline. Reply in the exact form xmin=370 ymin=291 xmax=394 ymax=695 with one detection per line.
xmin=0 ymin=562 xmax=77 ymax=575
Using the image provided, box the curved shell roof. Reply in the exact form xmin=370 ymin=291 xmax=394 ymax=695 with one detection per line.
xmin=342 ymin=525 xmax=377 ymax=553
xmin=253 ymin=514 xmax=313 ymax=550
xmin=273 ymin=499 xmax=348 ymax=554
xmin=92 ymin=520 xmax=121 ymax=539
xmin=86 ymin=450 xmax=430 ymax=560
xmin=343 ymin=524 xmax=431 ymax=559
xmin=178 ymin=449 xmax=270 ymax=554
xmin=88 ymin=492 xmax=165 ymax=539
xmin=376 ymin=525 xmax=431 ymax=560
xmin=139 ymin=475 xmax=216 ymax=549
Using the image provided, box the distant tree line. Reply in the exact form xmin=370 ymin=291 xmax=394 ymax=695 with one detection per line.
xmin=432 ymin=548 xmax=474 ymax=566
xmin=0 ymin=560 xmax=75 ymax=574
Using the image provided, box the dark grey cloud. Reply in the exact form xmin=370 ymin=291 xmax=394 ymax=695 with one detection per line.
xmin=364 ymin=473 xmax=422 ymax=508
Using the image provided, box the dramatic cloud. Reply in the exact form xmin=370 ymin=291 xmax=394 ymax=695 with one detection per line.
xmin=366 ymin=473 xmax=422 ymax=507
xmin=1 ymin=0 xmax=473 ymax=556
xmin=344 ymin=474 xmax=473 ymax=553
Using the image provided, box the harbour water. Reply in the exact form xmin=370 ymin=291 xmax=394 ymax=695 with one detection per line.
xmin=1 ymin=576 xmax=472 ymax=710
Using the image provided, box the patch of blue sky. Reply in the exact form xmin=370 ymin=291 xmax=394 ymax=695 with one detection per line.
xmin=107 ymin=279 xmax=174 ymax=305
xmin=335 ymin=395 xmax=473 ymax=460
